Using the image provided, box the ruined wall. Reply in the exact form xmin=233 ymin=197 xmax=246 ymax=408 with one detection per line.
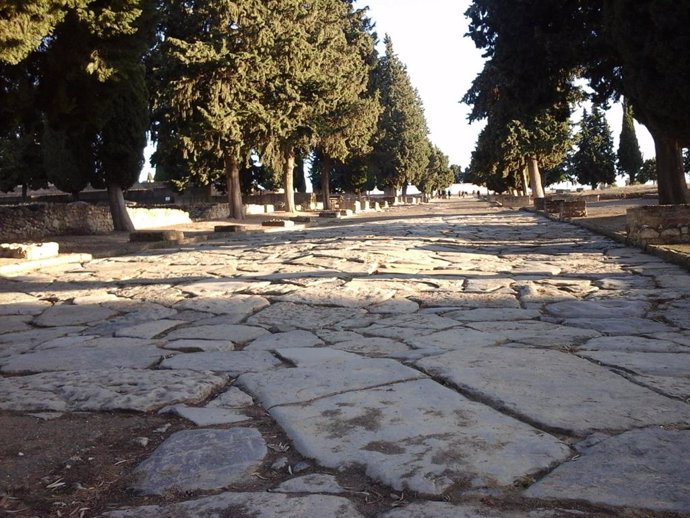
xmin=627 ymin=205 xmax=690 ymax=245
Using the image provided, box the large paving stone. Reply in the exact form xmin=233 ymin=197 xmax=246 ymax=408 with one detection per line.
xmin=524 ymin=428 xmax=690 ymax=513
xmin=544 ymin=299 xmax=649 ymax=319
xmin=160 ymin=404 xmax=250 ymax=426
xmin=113 ymin=319 xmax=184 ymax=339
xmin=579 ymin=350 xmax=690 ymax=399
xmin=417 ymin=347 xmax=690 ymax=436
xmin=33 ymin=304 xmax=118 ymax=326
xmin=246 ymin=302 xmax=367 ymax=331
xmin=160 ymin=350 xmax=282 ymax=376
xmin=330 ymin=337 xmax=413 ymax=358
xmin=244 ymin=330 xmax=324 ymax=351
xmin=174 ymin=294 xmax=269 ymax=322
xmin=411 ymin=291 xmax=521 ymax=309
xmin=102 ymin=492 xmax=364 ymax=518
xmin=405 ymin=327 xmax=501 ymax=352
xmin=355 ymin=313 xmax=460 ymax=340
xmin=0 ymin=338 xmax=164 ymax=373
xmin=379 ymin=502 xmax=581 ymax=518
xmin=130 ymin=428 xmax=267 ymax=495
xmin=237 ymin=354 xmax=425 ymax=408
xmin=465 ymin=320 xmax=600 ymax=348
xmin=274 ymin=283 xmax=397 ymax=308
xmin=443 ymin=308 xmax=541 ymax=322
xmin=580 ymin=335 xmax=689 ymax=353
xmin=270 ymin=379 xmax=570 ymax=495
xmin=0 ymin=368 xmax=227 ymax=412
xmin=161 ymin=339 xmax=235 ymax=352
xmin=273 ymin=474 xmax=345 ymax=494
xmin=165 ymin=323 xmax=269 ymax=343
xmin=563 ymin=317 xmax=675 ymax=335
xmin=0 ymin=292 xmax=52 ymax=315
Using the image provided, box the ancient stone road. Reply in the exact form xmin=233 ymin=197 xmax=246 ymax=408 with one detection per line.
xmin=1 ymin=199 xmax=690 ymax=517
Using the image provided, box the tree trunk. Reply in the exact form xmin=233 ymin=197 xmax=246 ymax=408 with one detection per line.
xmin=225 ymin=154 xmax=244 ymax=220
xmin=21 ymin=183 xmax=28 ymax=201
xmin=283 ymin=151 xmax=296 ymax=213
xmin=107 ymin=183 xmax=135 ymax=232
xmin=653 ymin=132 xmax=689 ymax=205
xmin=383 ymin=186 xmax=397 ymax=197
xmin=521 ymin=168 xmax=529 ymax=196
xmin=527 ymin=156 xmax=545 ymax=199
xmin=401 ymin=184 xmax=408 ymax=196
xmin=321 ymin=157 xmax=332 ymax=210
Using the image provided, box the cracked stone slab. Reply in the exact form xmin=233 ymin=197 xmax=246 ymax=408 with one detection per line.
xmin=174 ymin=294 xmax=269 ymax=322
xmin=524 ymin=428 xmax=690 ymax=513
xmin=246 ymin=302 xmax=367 ymax=331
xmin=130 ymin=428 xmax=267 ymax=495
xmin=417 ymin=347 xmax=690 ymax=436
xmin=580 ymin=335 xmax=689 ymax=353
xmin=270 ymin=379 xmax=570 ymax=495
xmin=1 ymin=339 xmax=164 ymax=373
xmin=159 ymin=404 xmax=250 ymax=426
xmin=33 ymin=304 xmax=118 ymax=327
xmin=165 ymin=323 xmax=269 ymax=343
xmin=244 ymin=330 xmax=324 ymax=351
xmin=411 ymin=291 xmax=521 ymax=309
xmin=177 ymin=279 xmax=270 ymax=296
xmin=545 ymin=299 xmax=649 ymax=319
xmin=355 ymin=313 xmax=460 ymax=340
xmin=0 ymin=314 xmax=33 ymax=334
xmin=330 ymin=337 xmax=414 ymax=358
xmin=0 ymin=368 xmax=227 ymax=412
xmin=160 ymin=350 xmax=282 ymax=376
xmin=237 ymin=353 xmax=425 ymax=408
xmin=113 ymin=319 xmax=185 ymax=339
xmin=0 ymin=292 xmax=52 ymax=315
xmin=206 ymin=386 xmax=254 ymax=408
xmin=443 ymin=308 xmax=541 ymax=322
xmin=652 ymin=299 xmax=690 ymax=330
xmin=273 ymin=283 xmax=397 ymax=308
xmin=465 ymin=320 xmax=600 ymax=348
xmin=161 ymin=339 xmax=235 ymax=352
xmin=405 ymin=327 xmax=501 ymax=352
xmin=273 ymin=474 xmax=346 ymax=494
xmin=102 ymin=492 xmax=364 ymax=518
xmin=368 ymin=298 xmax=419 ymax=314
xmin=563 ymin=317 xmax=675 ymax=335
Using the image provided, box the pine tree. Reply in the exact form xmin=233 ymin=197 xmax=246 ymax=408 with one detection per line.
xmin=571 ymin=106 xmax=616 ymax=190
xmin=151 ymin=0 xmax=280 ymax=220
xmin=370 ymin=36 xmax=429 ymax=194
xmin=617 ymin=99 xmax=643 ymax=184
xmin=416 ymin=144 xmax=454 ymax=195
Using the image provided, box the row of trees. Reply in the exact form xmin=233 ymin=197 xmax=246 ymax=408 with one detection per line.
xmin=461 ymin=0 xmax=690 ymax=204
xmin=0 ymin=1 xmax=455 ymax=229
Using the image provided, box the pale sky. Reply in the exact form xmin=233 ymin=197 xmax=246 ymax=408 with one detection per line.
xmin=356 ymin=0 xmax=655 ymax=171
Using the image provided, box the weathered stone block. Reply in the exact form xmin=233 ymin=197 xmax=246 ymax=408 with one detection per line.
xmin=261 ymin=219 xmax=294 ymax=228
xmin=319 ymin=211 xmax=341 ymax=218
xmin=290 ymin=216 xmax=313 ymax=224
xmin=543 ymin=199 xmax=563 ymax=214
xmin=560 ymin=199 xmax=587 ymax=218
xmin=214 ymin=225 xmax=245 ymax=233
xmin=0 ymin=242 xmax=59 ymax=260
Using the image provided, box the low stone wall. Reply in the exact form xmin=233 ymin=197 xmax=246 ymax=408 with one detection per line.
xmin=627 ymin=205 xmax=690 ymax=245
xmin=491 ymin=195 xmax=532 ymax=208
xmin=0 ymin=203 xmax=192 ymax=242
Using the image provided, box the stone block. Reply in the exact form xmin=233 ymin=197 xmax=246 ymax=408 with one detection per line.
xmin=289 ymin=216 xmax=313 ymax=224
xmin=543 ymin=199 xmax=563 ymax=214
xmin=214 ymin=225 xmax=245 ymax=233
xmin=264 ymin=204 xmax=274 ymax=214
xmin=560 ymin=199 xmax=587 ymax=218
xmin=534 ymin=197 xmax=546 ymax=210
xmin=339 ymin=209 xmax=353 ymax=216
xmin=319 ymin=211 xmax=341 ymax=218
xmin=261 ymin=219 xmax=294 ymax=228
xmin=0 ymin=242 xmax=59 ymax=260
xmin=243 ymin=204 xmax=265 ymax=216
xmin=130 ymin=230 xmax=184 ymax=242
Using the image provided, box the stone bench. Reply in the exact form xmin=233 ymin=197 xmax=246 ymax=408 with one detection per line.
xmin=0 ymin=242 xmax=60 ymax=261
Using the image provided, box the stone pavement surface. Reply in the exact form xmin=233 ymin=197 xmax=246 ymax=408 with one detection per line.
xmin=1 ymin=198 xmax=689 ymax=517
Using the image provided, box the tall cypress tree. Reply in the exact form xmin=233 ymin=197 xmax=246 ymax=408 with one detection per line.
xmin=572 ymin=106 xmax=617 ymax=190
xmin=370 ymin=36 xmax=429 ymax=195
xmin=617 ymin=98 xmax=643 ymax=184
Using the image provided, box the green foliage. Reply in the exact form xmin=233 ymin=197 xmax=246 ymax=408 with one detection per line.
xmin=638 ymin=158 xmax=657 ymax=184
xmin=416 ymin=145 xmax=454 ymax=195
xmin=370 ymin=36 xmax=430 ymax=190
xmin=571 ymin=106 xmax=617 ymax=189
xmin=617 ymin=99 xmax=643 ymax=184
